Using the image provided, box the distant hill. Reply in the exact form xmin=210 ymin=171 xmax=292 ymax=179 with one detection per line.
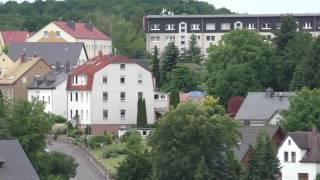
xmin=0 ymin=0 xmax=231 ymax=57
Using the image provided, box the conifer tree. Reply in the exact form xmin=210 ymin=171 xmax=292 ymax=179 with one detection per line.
xmin=186 ymin=34 xmax=202 ymax=64
xmin=169 ymin=90 xmax=180 ymax=108
xmin=245 ymin=132 xmax=280 ymax=180
xmin=151 ymin=45 xmax=160 ymax=87
xmin=141 ymin=99 xmax=147 ymax=127
xmin=161 ymin=42 xmax=179 ymax=84
xmin=136 ymin=97 xmax=143 ymax=127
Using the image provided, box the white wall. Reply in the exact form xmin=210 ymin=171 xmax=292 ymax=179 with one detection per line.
xmin=90 ymin=63 xmax=155 ymax=125
xmin=28 ymin=89 xmax=53 ymax=113
xmin=278 ymin=136 xmax=319 ymax=180
xmin=77 ymin=39 xmax=112 ymax=59
xmin=67 ymin=91 xmax=91 ymax=125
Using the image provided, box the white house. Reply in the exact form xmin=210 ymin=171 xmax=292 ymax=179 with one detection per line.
xmin=28 ymin=64 xmax=70 ymax=118
xmin=277 ymin=129 xmax=320 ymax=180
xmin=66 ymin=52 xmax=167 ymax=134
xmin=27 ymin=21 xmax=112 ymax=58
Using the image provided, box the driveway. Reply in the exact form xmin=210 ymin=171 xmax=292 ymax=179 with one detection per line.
xmin=48 ymin=141 xmax=106 ymax=180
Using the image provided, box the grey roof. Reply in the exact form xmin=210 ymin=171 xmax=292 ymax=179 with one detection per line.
xmin=132 ymin=59 xmax=150 ymax=70
xmin=233 ymin=126 xmax=280 ymax=161
xmin=0 ymin=140 xmax=39 ymax=180
xmin=146 ymin=13 xmax=320 ymax=18
xmin=8 ymin=42 xmax=87 ymax=65
xmin=235 ymin=92 xmax=296 ymax=121
xmin=28 ymin=67 xmax=69 ymax=89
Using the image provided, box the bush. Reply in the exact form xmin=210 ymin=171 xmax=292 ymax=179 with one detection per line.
xmin=88 ymin=134 xmax=113 ymax=149
xmin=102 ymin=145 xmax=126 ymax=158
xmin=120 ymin=131 xmax=141 ymax=143
xmin=68 ymin=129 xmax=83 ymax=138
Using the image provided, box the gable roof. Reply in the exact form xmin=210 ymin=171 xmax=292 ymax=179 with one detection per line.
xmin=8 ymin=42 xmax=87 ymax=66
xmin=1 ymin=31 xmax=29 ymax=45
xmin=0 ymin=140 xmax=39 ymax=180
xmin=28 ymin=68 xmax=69 ymax=89
xmin=284 ymin=130 xmax=320 ymax=163
xmin=235 ymin=91 xmax=296 ymax=121
xmin=0 ymin=57 xmax=50 ymax=84
xmin=227 ymin=96 xmax=245 ymax=117
xmin=234 ymin=126 xmax=281 ymax=162
xmin=53 ymin=21 xmax=111 ymax=40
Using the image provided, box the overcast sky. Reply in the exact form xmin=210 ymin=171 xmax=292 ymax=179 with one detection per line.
xmin=0 ymin=0 xmax=319 ymax=14
xmin=205 ymin=0 xmax=320 ymax=14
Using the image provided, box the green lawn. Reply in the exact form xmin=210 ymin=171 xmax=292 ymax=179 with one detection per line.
xmin=92 ymin=143 xmax=126 ymax=177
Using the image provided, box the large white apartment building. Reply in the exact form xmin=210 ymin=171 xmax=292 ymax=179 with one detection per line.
xmin=144 ymin=14 xmax=320 ymax=55
xmin=27 ymin=21 xmax=112 ymax=58
xmin=66 ymin=53 xmax=168 ymax=134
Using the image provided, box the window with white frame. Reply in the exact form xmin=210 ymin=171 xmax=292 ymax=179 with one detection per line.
xmin=103 ymin=110 xmax=108 ymax=120
xmin=165 ymin=24 xmax=175 ymax=30
xmin=247 ymin=23 xmax=256 ymax=29
xmin=291 ymin=152 xmax=296 ymax=162
xmin=206 ymin=36 xmax=215 ymax=41
xmin=120 ymin=76 xmax=125 ymax=84
xmin=120 ymin=92 xmax=126 ymax=101
xmin=150 ymin=24 xmax=160 ymax=30
xmin=191 ymin=24 xmax=200 ymax=31
xmin=120 ymin=109 xmax=126 ymax=119
xmin=138 ymin=74 xmax=143 ymax=84
xmin=284 ymin=151 xmax=288 ymax=162
xmin=179 ymin=22 xmax=187 ymax=33
xmin=166 ymin=36 xmax=175 ymax=42
xmin=103 ymin=92 xmax=108 ymax=101
xmin=138 ymin=92 xmax=143 ymax=98
xmin=234 ymin=21 xmax=243 ymax=29
xmin=221 ymin=23 xmax=231 ymax=30
xmin=303 ymin=22 xmax=312 ymax=29
xmin=44 ymin=31 xmax=48 ymax=38
xmin=48 ymin=96 xmax=50 ymax=104
xmin=154 ymin=94 xmax=159 ymax=99
xmin=56 ymin=31 xmax=60 ymax=37
xmin=150 ymin=36 xmax=160 ymax=42
xmin=262 ymin=23 xmax=271 ymax=29
xmin=120 ymin=64 xmax=126 ymax=70
xmin=206 ymin=23 xmax=216 ymax=30
xmin=103 ymin=75 xmax=107 ymax=84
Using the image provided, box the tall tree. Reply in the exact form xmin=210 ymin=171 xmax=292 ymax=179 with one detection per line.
xmin=151 ymin=45 xmax=160 ymax=87
xmin=149 ymin=102 xmax=241 ymax=180
xmin=161 ymin=42 xmax=179 ymax=84
xmin=137 ymin=97 xmax=147 ymax=128
xmin=244 ymin=132 xmax=280 ymax=180
xmin=274 ymin=15 xmax=298 ymax=52
xmin=281 ymin=88 xmax=320 ymax=132
xmin=185 ymin=34 xmax=203 ymax=64
xmin=169 ymin=89 xmax=180 ymax=108
xmin=163 ymin=66 xmax=199 ymax=92
xmin=136 ymin=97 xmax=143 ymax=127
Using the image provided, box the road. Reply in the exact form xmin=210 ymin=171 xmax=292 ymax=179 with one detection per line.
xmin=48 ymin=141 xmax=106 ymax=180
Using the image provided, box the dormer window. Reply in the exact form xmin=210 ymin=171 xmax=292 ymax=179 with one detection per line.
xmin=303 ymin=22 xmax=312 ymax=29
xmin=234 ymin=21 xmax=243 ymax=29
xmin=165 ymin=24 xmax=175 ymax=30
xmin=247 ymin=23 xmax=256 ymax=29
xmin=191 ymin=24 xmax=200 ymax=31
xmin=262 ymin=23 xmax=271 ymax=30
xmin=150 ymin=24 xmax=160 ymax=30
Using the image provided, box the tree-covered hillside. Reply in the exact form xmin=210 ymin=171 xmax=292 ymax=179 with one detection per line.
xmin=0 ymin=0 xmax=231 ymax=57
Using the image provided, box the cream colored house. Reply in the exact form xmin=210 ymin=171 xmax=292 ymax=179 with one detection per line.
xmin=0 ymin=52 xmax=16 ymax=78
xmin=27 ymin=21 xmax=112 ymax=58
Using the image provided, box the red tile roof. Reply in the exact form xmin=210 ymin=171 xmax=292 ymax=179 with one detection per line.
xmin=227 ymin=96 xmax=244 ymax=117
xmin=53 ymin=21 xmax=111 ymax=40
xmin=1 ymin=31 xmax=29 ymax=45
xmin=67 ymin=54 xmax=133 ymax=90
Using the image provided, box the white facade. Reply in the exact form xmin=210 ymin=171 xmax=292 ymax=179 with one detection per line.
xmin=28 ymin=80 xmax=68 ymax=118
xmin=277 ymin=136 xmax=320 ymax=180
xmin=67 ymin=60 xmax=166 ymax=133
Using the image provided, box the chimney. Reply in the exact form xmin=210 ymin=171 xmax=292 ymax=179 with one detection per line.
xmin=265 ymin=87 xmax=274 ymax=97
xmin=55 ymin=61 xmax=61 ymax=72
xmin=0 ymin=157 xmax=5 ymax=168
xmin=65 ymin=61 xmax=70 ymax=73
xmin=98 ymin=50 xmax=103 ymax=60
xmin=20 ymin=52 xmax=26 ymax=62
xmin=67 ymin=20 xmax=75 ymax=30
xmin=33 ymin=52 xmax=37 ymax=57
xmin=85 ymin=21 xmax=93 ymax=31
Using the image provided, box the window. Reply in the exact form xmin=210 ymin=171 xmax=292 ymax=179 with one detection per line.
xmin=103 ymin=92 xmax=108 ymax=101
xmin=138 ymin=74 xmax=143 ymax=84
xmin=284 ymin=152 xmax=288 ymax=162
xmin=103 ymin=76 xmax=108 ymax=84
xmin=206 ymin=23 xmax=216 ymax=30
xmin=206 ymin=36 xmax=215 ymax=41
xmin=247 ymin=23 xmax=256 ymax=29
xmin=120 ymin=76 xmax=125 ymax=84
xmin=288 ymin=140 xmax=291 ymax=145
xmin=150 ymin=24 xmax=160 ymax=30
xmin=138 ymin=92 xmax=143 ymax=98
xmin=48 ymin=96 xmax=50 ymax=104
xmin=303 ymin=22 xmax=312 ymax=29
xmin=151 ymin=36 xmax=160 ymax=42
xmin=197 ymin=36 xmax=200 ymax=40
xmin=120 ymin=92 xmax=126 ymax=101
xmin=154 ymin=94 xmax=159 ymax=99
xmin=103 ymin=110 xmax=108 ymax=120
xmin=165 ymin=24 xmax=175 ymax=30
xmin=56 ymin=31 xmax=60 ymax=37
xmin=181 ymin=41 xmax=185 ymax=45
xmin=80 ymin=110 xmax=83 ymax=121
xmin=120 ymin=109 xmax=126 ymax=119
xmin=180 ymin=22 xmax=187 ymax=33
xmin=191 ymin=24 xmax=200 ymax=30
xmin=234 ymin=21 xmax=242 ymax=29
xmin=75 ymin=92 xmax=78 ymax=101
xmin=120 ymin=64 xmax=126 ymax=69
xmin=221 ymin=23 xmax=231 ymax=30
xmin=181 ymin=36 xmax=185 ymax=40
xmin=70 ymin=92 xmax=73 ymax=101
xmin=44 ymin=31 xmax=48 ymax=38
xmin=80 ymin=92 xmax=83 ymax=102
xmin=166 ymin=36 xmax=175 ymax=42
xmin=292 ymin=152 xmax=296 ymax=162
xmin=22 ymin=77 xmax=27 ymax=83
xmin=298 ymin=173 xmax=308 ymax=180
xmin=276 ymin=23 xmax=282 ymax=29
xmin=161 ymin=94 xmax=166 ymax=99
xmin=262 ymin=23 xmax=271 ymax=29
xmin=42 ymin=96 xmax=45 ymax=102
xmin=70 ymin=110 xmax=73 ymax=119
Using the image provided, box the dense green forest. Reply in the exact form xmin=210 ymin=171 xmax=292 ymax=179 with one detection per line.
xmin=0 ymin=0 xmax=231 ymax=57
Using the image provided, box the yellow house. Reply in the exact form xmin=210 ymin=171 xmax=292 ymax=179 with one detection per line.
xmin=0 ymin=52 xmax=16 ymax=78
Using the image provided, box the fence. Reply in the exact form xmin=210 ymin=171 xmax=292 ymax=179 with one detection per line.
xmin=57 ymin=136 xmax=111 ymax=180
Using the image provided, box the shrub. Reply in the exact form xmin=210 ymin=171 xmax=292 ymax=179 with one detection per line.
xmin=102 ymin=145 xmax=126 ymax=159
xmin=120 ymin=131 xmax=141 ymax=143
xmin=88 ymin=134 xmax=113 ymax=149
xmin=68 ymin=129 xmax=83 ymax=138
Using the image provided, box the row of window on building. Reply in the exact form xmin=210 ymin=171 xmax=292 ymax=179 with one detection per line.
xmin=70 ymin=108 xmax=126 ymax=121
xmin=150 ymin=35 xmax=216 ymax=43
xmin=150 ymin=21 xmax=320 ymax=31
xmin=31 ymin=95 xmax=51 ymax=104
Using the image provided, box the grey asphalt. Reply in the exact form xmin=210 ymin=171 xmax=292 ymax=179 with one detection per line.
xmin=48 ymin=141 xmax=106 ymax=180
